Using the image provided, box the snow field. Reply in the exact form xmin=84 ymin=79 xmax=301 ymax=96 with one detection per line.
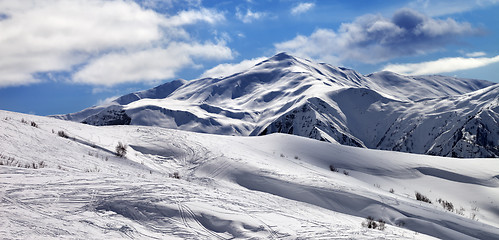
xmin=1 ymin=110 xmax=498 ymax=239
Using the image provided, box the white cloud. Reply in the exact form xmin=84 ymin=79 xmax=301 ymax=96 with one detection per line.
xmin=200 ymin=57 xmax=267 ymax=79
xmin=408 ymin=0 xmax=499 ymax=16
xmin=236 ymin=7 xmax=266 ymax=23
xmin=0 ymin=0 xmax=229 ymax=88
xmin=164 ymin=8 xmax=225 ymax=26
xmin=291 ymin=2 xmax=315 ymax=15
xmin=275 ymin=8 xmax=476 ymax=64
xmin=97 ymin=95 xmax=120 ymax=105
xmin=465 ymin=51 xmax=486 ymax=57
xmin=74 ymin=42 xmax=232 ymax=86
xmin=382 ymin=55 xmax=499 ymax=75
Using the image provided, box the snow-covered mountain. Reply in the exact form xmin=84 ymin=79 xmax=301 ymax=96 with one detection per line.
xmin=54 ymin=53 xmax=498 ymax=158
xmin=2 ymin=110 xmax=499 ymax=239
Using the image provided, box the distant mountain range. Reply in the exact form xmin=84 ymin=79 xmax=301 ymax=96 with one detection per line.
xmin=53 ymin=53 xmax=499 ymax=158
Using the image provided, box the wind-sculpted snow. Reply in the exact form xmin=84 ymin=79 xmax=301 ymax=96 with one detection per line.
xmin=1 ymin=110 xmax=499 ymax=239
xmin=53 ymin=53 xmax=498 ymax=158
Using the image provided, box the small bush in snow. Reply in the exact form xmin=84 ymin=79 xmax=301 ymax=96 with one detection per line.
xmin=280 ymin=153 xmax=285 ymax=158
xmin=58 ymin=130 xmax=68 ymax=138
xmin=389 ymin=188 xmax=395 ymax=194
xmin=170 ymin=172 xmax=180 ymax=179
xmin=415 ymin=192 xmax=431 ymax=204
xmin=30 ymin=121 xmax=38 ymax=128
xmin=362 ymin=216 xmax=386 ymax=231
xmin=456 ymin=206 xmax=465 ymax=215
xmin=329 ymin=164 xmax=338 ymax=172
xmin=437 ymin=198 xmax=454 ymax=212
xmin=21 ymin=118 xmax=28 ymax=124
xmin=115 ymin=142 xmax=127 ymax=158
xmin=343 ymin=170 xmax=349 ymax=176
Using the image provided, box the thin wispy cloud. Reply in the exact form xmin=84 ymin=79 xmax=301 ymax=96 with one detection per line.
xmin=0 ymin=0 xmax=231 ymax=88
xmin=201 ymin=57 xmax=267 ymax=79
xmin=236 ymin=7 xmax=266 ymax=23
xmin=408 ymin=0 xmax=499 ymax=16
xmin=383 ymin=55 xmax=499 ymax=75
xmin=465 ymin=51 xmax=486 ymax=57
xmin=291 ymin=2 xmax=315 ymax=15
xmin=275 ymin=8 xmax=476 ymax=64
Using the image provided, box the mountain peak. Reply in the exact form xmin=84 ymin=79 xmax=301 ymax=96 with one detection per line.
xmin=54 ymin=54 xmax=497 ymax=158
xmin=270 ymin=52 xmax=296 ymax=61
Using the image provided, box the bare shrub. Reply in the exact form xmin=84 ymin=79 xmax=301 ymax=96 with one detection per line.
xmin=170 ymin=172 xmax=180 ymax=179
xmin=389 ymin=188 xmax=395 ymax=194
xmin=30 ymin=121 xmax=38 ymax=128
xmin=58 ymin=130 xmax=68 ymax=138
xmin=343 ymin=170 xmax=349 ymax=176
xmin=437 ymin=198 xmax=454 ymax=212
xmin=377 ymin=219 xmax=386 ymax=230
xmin=329 ymin=164 xmax=338 ymax=172
xmin=415 ymin=192 xmax=431 ymax=204
xmin=362 ymin=217 xmax=386 ymax=231
xmin=115 ymin=142 xmax=127 ymax=158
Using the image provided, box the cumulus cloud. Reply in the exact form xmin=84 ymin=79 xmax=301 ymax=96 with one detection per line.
xmin=0 ymin=0 xmax=229 ymax=88
xmin=200 ymin=57 xmax=267 ymax=79
xmin=275 ymin=8 xmax=476 ymax=64
xmin=75 ymin=42 xmax=232 ymax=86
xmin=382 ymin=55 xmax=499 ymax=75
xmin=236 ymin=7 xmax=266 ymax=23
xmin=291 ymin=2 xmax=315 ymax=15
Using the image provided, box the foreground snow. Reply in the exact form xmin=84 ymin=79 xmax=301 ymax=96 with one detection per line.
xmin=1 ymin=110 xmax=498 ymax=239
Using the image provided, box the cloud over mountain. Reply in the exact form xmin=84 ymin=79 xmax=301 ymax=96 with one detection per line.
xmin=275 ymin=8 xmax=476 ymax=64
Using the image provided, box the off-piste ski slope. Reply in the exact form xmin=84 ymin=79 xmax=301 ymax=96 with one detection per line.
xmin=1 ymin=110 xmax=498 ymax=239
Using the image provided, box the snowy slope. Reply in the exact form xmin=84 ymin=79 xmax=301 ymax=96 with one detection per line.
xmin=53 ymin=53 xmax=498 ymax=158
xmin=2 ymin=110 xmax=499 ymax=239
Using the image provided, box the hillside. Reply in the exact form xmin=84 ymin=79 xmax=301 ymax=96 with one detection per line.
xmin=53 ymin=53 xmax=498 ymax=158
xmin=2 ymin=110 xmax=499 ymax=239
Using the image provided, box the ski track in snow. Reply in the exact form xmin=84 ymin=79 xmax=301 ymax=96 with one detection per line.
xmin=1 ymin=110 xmax=499 ymax=239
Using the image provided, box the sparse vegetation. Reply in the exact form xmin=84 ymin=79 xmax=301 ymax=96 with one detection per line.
xmin=389 ymin=188 xmax=395 ymax=194
xmin=329 ymin=164 xmax=338 ymax=172
xmin=170 ymin=172 xmax=180 ymax=179
xmin=115 ymin=142 xmax=127 ymax=158
xmin=343 ymin=170 xmax=349 ymax=176
xmin=85 ymin=166 xmax=101 ymax=172
xmin=415 ymin=192 xmax=431 ymax=204
xmin=58 ymin=130 xmax=68 ymax=138
xmin=437 ymin=198 xmax=454 ymax=212
xmin=30 ymin=121 xmax=38 ymax=128
xmin=470 ymin=202 xmax=479 ymax=221
xmin=362 ymin=216 xmax=386 ymax=231
xmin=0 ymin=154 xmax=46 ymax=169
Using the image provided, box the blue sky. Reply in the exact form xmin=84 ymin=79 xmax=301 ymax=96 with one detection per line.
xmin=0 ymin=0 xmax=498 ymax=116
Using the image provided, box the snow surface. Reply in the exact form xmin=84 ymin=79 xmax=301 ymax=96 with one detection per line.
xmin=53 ymin=53 xmax=498 ymax=158
xmin=2 ymin=110 xmax=499 ymax=239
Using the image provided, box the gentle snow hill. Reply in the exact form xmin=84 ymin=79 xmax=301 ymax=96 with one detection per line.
xmin=2 ymin=110 xmax=499 ymax=239
xmin=52 ymin=53 xmax=498 ymax=158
